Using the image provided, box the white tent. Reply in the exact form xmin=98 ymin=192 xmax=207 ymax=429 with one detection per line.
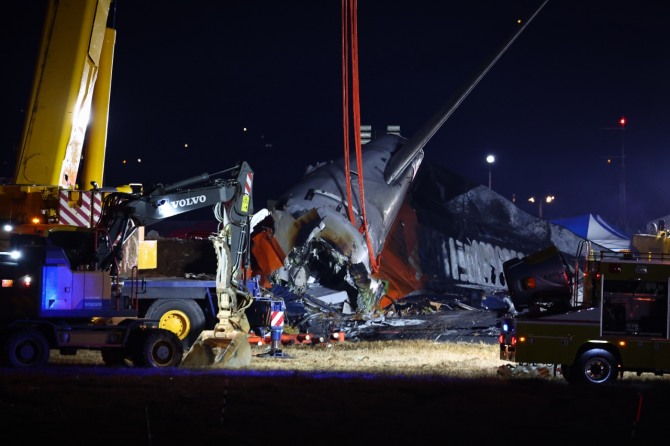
xmin=550 ymin=214 xmax=630 ymax=252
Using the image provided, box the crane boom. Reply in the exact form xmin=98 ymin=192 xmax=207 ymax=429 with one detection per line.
xmin=15 ymin=0 xmax=114 ymax=188
xmin=1 ymin=0 xmax=115 ymax=249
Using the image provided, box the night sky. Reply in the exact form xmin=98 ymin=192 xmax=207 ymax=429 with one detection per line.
xmin=2 ymin=1 xmax=670 ymax=235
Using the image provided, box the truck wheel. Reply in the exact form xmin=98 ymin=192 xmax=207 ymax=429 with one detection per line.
xmin=1 ymin=328 xmax=50 ymax=368
xmin=132 ymin=329 xmax=183 ymax=368
xmin=572 ymin=349 xmax=618 ymax=384
xmin=145 ymin=299 xmax=206 ymax=350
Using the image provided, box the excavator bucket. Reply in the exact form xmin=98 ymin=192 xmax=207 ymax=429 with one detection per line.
xmin=180 ymin=331 xmax=251 ymax=369
xmin=178 ymin=217 xmax=257 ymax=369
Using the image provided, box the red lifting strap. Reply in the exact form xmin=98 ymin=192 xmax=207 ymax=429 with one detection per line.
xmin=341 ymin=0 xmax=379 ymax=273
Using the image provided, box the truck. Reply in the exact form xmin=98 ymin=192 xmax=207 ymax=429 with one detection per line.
xmin=0 ymin=235 xmax=184 ymax=368
xmin=499 ymin=226 xmax=670 ymax=384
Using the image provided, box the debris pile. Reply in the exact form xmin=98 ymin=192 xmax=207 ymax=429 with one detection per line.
xmin=497 ymin=363 xmax=561 ymax=379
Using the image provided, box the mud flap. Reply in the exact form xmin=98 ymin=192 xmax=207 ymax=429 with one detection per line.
xmin=180 ymin=331 xmax=251 ymax=369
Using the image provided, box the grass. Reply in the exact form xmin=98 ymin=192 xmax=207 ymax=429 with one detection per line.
xmin=49 ymin=339 xmax=670 ymax=383
xmin=50 ymin=339 xmax=508 ymax=377
xmin=247 ymin=339 xmax=508 ymax=378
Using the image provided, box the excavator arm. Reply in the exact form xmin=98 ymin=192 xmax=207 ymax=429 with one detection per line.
xmin=93 ymin=162 xmax=254 ymax=274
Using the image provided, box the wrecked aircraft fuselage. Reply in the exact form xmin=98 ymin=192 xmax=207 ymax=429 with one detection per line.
xmin=252 ymin=134 xmax=423 ymax=319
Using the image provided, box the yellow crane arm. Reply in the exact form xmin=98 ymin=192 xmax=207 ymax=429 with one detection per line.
xmin=15 ymin=0 xmax=113 ymax=188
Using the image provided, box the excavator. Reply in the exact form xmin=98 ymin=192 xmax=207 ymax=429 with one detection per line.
xmin=92 ymin=162 xmax=261 ymax=367
xmin=2 ymin=160 xmax=260 ymax=367
xmin=0 ymin=0 xmax=267 ymax=367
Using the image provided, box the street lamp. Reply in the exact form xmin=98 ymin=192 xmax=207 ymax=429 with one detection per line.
xmin=528 ymin=195 xmax=555 ymax=218
xmin=486 ymin=155 xmax=495 ymax=190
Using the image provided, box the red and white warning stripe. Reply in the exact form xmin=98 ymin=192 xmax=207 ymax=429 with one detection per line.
xmin=58 ymin=190 xmax=102 ymax=227
xmin=245 ymin=172 xmax=253 ymax=196
xmin=270 ymin=309 xmax=284 ymax=327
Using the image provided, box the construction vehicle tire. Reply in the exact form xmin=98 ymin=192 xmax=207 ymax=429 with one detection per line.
xmin=145 ymin=299 xmax=206 ymax=350
xmin=131 ymin=329 xmax=184 ymax=368
xmin=1 ymin=328 xmax=50 ymax=368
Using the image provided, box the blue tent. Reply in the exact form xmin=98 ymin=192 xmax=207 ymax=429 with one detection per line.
xmin=551 ymin=214 xmax=630 ymax=252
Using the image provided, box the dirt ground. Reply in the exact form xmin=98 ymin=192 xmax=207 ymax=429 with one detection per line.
xmin=2 ymin=340 xmax=670 ymax=444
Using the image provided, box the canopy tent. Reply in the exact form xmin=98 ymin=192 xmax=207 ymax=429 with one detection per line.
xmin=550 ymin=214 xmax=630 ymax=252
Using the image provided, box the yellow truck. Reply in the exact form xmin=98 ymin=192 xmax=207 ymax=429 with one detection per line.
xmin=500 ymin=231 xmax=670 ymax=384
